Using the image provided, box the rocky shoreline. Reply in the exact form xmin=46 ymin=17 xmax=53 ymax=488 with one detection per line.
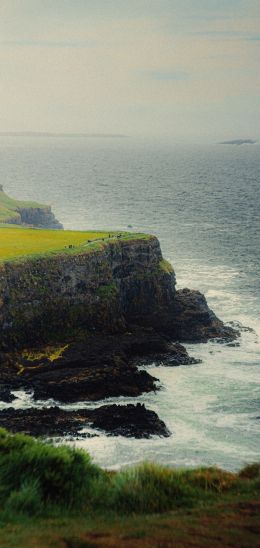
xmin=0 ymin=288 xmax=238 ymax=438
xmin=0 ymin=212 xmax=239 ymax=439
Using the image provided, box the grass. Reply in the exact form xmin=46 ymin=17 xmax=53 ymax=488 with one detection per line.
xmin=0 ymin=227 xmax=150 ymax=263
xmin=0 ymin=429 xmax=258 ymax=545
xmin=0 ymin=188 xmax=152 ymax=262
xmin=159 ymin=259 xmax=174 ymax=274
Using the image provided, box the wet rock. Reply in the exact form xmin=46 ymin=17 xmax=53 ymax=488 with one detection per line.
xmin=0 ymin=403 xmax=170 ymax=438
xmin=32 ymin=363 xmax=158 ymax=403
xmin=138 ymin=341 xmax=199 ymax=367
xmin=170 ymin=289 xmax=239 ymax=343
xmin=0 ymin=386 xmax=15 ymax=403
xmin=91 ymin=403 xmax=170 ymax=438
xmin=0 ymin=328 xmax=197 ymax=403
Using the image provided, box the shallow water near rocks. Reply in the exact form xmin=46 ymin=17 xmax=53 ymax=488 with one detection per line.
xmin=0 ymin=137 xmax=259 ymax=471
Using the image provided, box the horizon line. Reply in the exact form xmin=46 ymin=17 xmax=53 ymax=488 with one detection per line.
xmin=0 ymin=131 xmax=128 ymax=139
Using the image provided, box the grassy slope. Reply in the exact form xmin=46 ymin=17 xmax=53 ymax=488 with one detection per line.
xmin=0 ymin=189 xmax=45 ymax=223
xmin=0 ymin=227 xmax=149 ymax=263
xmin=1 ymin=501 xmax=259 ymax=547
xmin=0 ymin=429 xmax=259 ymax=547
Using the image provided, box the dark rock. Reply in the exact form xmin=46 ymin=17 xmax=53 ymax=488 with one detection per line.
xmin=0 ymin=386 xmax=15 ymax=403
xmin=0 ymin=327 xmax=197 ymax=403
xmin=162 ymin=342 xmax=200 ymax=366
xmin=0 ymin=403 xmax=170 ymax=438
xmin=170 ymin=289 xmax=239 ymax=343
xmin=138 ymin=342 xmax=199 ymax=367
xmin=32 ymin=363 xmax=157 ymax=403
xmin=91 ymin=403 xmax=170 ymax=438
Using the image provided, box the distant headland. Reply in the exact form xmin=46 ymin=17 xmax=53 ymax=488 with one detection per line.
xmin=219 ymin=139 xmax=257 ymax=146
xmin=0 ymin=185 xmax=62 ymax=228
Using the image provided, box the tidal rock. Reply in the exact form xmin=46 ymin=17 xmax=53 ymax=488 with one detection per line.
xmin=91 ymin=403 xmax=170 ymax=438
xmin=170 ymin=289 xmax=238 ymax=343
xmin=0 ymin=328 xmax=197 ymax=404
xmin=138 ymin=341 xmax=199 ymax=367
xmin=0 ymin=386 xmax=15 ymax=403
xmin=0 ymin=403 xmax=170 ymax=438
xmin=162 ymin=342 xmax=200 ymax=366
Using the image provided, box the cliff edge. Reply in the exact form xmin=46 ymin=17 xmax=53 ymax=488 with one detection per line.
xmin=0 ymin=231 xmax=236 ymax=350
xmin=0 ymin=234 xmax=175 ymax=348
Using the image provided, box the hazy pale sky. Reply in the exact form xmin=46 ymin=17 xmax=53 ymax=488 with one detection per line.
xmin=0 ymin=0 xmax=259 ymax=140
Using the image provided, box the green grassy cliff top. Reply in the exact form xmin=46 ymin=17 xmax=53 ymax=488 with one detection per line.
xmin=0 ymin=226 xmax=150 ymax=263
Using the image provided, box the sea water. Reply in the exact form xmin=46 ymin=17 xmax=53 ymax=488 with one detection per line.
xmin=0 ymin=137 xmax=259 ymax=471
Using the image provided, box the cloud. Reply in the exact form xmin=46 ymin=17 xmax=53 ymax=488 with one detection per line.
xmin=0 ymin=40 xmax=105 ymax=49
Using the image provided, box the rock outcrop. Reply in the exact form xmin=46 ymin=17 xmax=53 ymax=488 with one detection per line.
xmin=0 ymin=328 xmax=197 ymax=403
xmin=15 ymin=206 xmax=63 ymax=229
xmin=0 ymin=236 xmax=176 ymax=349
xmin=170 ymin=288 xmax=237 ymax=342
xmin=0 ymin=403 xmax=170 ymax=438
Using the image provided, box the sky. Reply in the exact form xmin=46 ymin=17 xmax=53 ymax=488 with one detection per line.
xmin=0 ymin=0 xmax=259 ymax=141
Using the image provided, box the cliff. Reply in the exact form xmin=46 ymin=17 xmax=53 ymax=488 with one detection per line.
xmin=0 ymin=186 xmax=62 ymax=229
xmin=0 ymin=227 xmax=238 ymax=433
xmin=0 ymin=230 xmax=236 ymax=352
xmin=0 ymin=235 xmax=176 ymax=349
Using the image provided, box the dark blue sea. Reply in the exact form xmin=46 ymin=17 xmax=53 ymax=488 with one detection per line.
xmin=0 ymin=137 xmax=259 ymax=470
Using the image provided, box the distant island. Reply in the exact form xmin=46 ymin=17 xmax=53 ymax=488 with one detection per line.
xmin=219 ymin=139 xmax=257 ymax=146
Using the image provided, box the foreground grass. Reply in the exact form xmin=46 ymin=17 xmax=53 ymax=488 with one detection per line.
xmin=1 ymin=501 xmax=259 ymax=547
xmin=0 ymin=429 xmax=259 ymax=546
xmin=0 ymin=227 xmax=149 ymax=263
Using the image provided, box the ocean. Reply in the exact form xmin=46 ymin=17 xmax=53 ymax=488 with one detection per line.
xmin=0 ymin=136 xmax=259 ymax=471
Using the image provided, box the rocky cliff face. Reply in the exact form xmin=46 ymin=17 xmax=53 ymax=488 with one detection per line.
xmin=5 ymin=205 xmax=63 ymax=229
xmin=15 ymin=207 xmax=63 ymax=229
xmin=0 ymin=236 xmax=176 ymax=349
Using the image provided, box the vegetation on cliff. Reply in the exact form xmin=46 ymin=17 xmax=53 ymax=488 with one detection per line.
xmin=0 ymin=226 xmax=137 ymax=262
xmin=0 ymin=429 xmax=259 ymax=546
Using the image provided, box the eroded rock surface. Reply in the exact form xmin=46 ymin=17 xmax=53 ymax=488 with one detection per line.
xmin=170 ymin=288 xmax=238 ymax=343
xmin=0 ymin=403 xmax=170 ymax=438
xmin=0 ymin=328 xmax=196 ymax=403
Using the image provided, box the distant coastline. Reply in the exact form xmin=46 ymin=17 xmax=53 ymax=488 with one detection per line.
xmin=219 ymin=139 xmax=257 ymax=146
xmin=0 ymin=131 xmax=128 ymax=138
